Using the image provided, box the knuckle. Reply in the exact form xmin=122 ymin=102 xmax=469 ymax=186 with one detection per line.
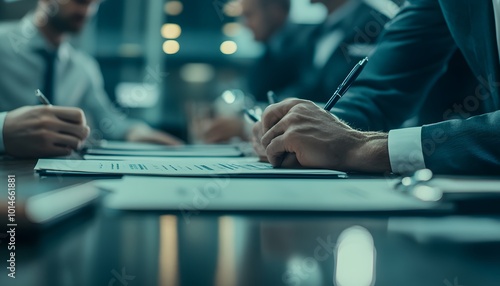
xmin=284 ymin=113 xmax=299 ymax=125
xmin=38 ymin=105 xmax=51 ymax=113
xmin=38 ymin=116 xmax=53 ymax=128
xmin=75 ymin=109 xmax=85 ymax=121
xmin=32 ymin=105 xmax=50 ymax=117
xmin=36 ymin=129 xmax=51 ymax=143
xmin=82 ymin=126 xmax=90 ymax=138
xmin=293 ymin=103 xmax=309 ymax=113
xmin=284 ymin=130 xmax=299 ymax=143
xmin=285 ymin=98 xmax=304 ymax=105
xmin=253 ymin=124 xmax=263 ymax=137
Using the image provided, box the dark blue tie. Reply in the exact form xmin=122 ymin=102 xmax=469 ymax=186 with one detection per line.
xmin=37 ymin=49 xmax=58 ymax=104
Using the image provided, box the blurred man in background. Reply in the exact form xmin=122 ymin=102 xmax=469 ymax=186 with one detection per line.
xmin=277 ymin=0 xmax=390 ymax=102
xmin=0 ymin=0 xmax=182 ymax=158
xmin=203 ymin=0 xmax=391 ymax=143
xmin=252 ymin=0 xmax=500 ymax=175
xmin=203 ymin=0 xmax=308 ymax=143
xmin=243 ymin=0 xmax=309 ymax=103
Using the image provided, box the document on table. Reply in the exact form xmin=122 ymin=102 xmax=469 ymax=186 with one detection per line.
xmin=91 ymin=140 xmax=240 ymax=151
xmin=34 ymin=159 xmax=347 ymax=178
xmin=84 ymin=149 xmax=244 ymax=157
xmin=84 ymin=145 xmax=244 ymax=157
xmin=98 ymin=177 xmax=445 ymax=212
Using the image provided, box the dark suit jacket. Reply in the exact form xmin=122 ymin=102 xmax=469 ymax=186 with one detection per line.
xmin=333 ymin=0 xmax=500 ymax=174
xmin=277 ymin=2 xmax=390 ymax=102
xmin=247 ymin=23 xmax=311 ymax=102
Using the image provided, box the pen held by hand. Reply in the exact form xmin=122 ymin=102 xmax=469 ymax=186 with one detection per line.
xmin=244 ymin=109 xmax=261 ymax=123
xmin=324 ymin=57 xmax=368 ymax=111
xmin=35 ymin=89 xmax=53 ymax=106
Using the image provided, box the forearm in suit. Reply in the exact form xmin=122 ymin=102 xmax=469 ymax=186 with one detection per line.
xmin=333 ymin=0 xmax=458 ymax=131
xmin=421 ymin=111 xmax=500 ymax=175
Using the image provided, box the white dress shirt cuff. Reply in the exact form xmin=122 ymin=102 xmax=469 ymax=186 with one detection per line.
xmin=388 ymin=127 xmax=426 ymax=174
xmin=0 ymin=112 xmax=7 ymax=153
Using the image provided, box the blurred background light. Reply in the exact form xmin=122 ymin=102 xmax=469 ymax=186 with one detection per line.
xmin=161 ymin=23 xmax=182 ymax=39
xmin=223 ymin=1 xmax=242 ymax=17
xmin=222 ymin=22 xmax=241 ymax=37
xmin=220 ymin=41 xmax=238 ymax=55
xmin=118 ymin=43 xmax=142 ymax=58
xmin=163 ymin=40 xmax=180 ymax=54
xmin=221 ymin=90 xmax=236 ymax=104
xmin=180 ymin=63 xmax=215 ymax=84
xmin=116 ymin=82 xmax=160 ymax=108
xmin=164 ymin=1 xmax=183 ymax=16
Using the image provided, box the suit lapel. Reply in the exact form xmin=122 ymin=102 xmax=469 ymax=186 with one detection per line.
xmin=440 ymin=0 xmax=500 ymax=109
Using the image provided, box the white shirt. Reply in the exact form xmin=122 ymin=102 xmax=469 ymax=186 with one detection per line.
xmin=389 ymin=0 xmax=500 ymax=173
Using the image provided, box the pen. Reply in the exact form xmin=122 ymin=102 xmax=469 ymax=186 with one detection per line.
xmin=35 ymin=89 xmax=52 ymax=106
xmin=244 ymin=109 xmax=260 ymax=123
xmin=244 ymin=90 xmax=278 ymax=122
xmin=267 ymin=91 xmax=277 ymax=104
xmin=323 ymin=57 xmax=368 ymax=111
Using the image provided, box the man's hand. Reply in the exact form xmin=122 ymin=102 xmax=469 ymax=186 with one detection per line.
xmin=126 ymin=124 xmax=184 ymax=146
xmin=255 ymin=99 xmax=391 ymax=173
xmin=3 ymin=106 xmax=90 ymax=158
xmin=251 ymin=121 xmax=271 ymax=162
xmin=202 ymin=117 xmax=247 ymax=143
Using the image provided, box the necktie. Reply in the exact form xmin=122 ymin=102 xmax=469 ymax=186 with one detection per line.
xmin=37 ymin=48 xmax=58 ymax=104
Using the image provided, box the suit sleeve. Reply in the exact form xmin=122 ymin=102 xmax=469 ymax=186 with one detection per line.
xmin=421 ymin=111 xmax=500 ymax=175
xmin=333 ymin=0 xmax=458 ymax=131
xmin=80 ymin=56 xmax=142 ymax=140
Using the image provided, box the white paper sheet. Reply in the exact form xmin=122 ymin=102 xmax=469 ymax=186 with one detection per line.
xmin=85 ymin=143 xmax=243 ymax=157
xmin=98 ymin=177 xmax=439 ymax=212
xmin=35 ymin=159 xmax=347 ymax=178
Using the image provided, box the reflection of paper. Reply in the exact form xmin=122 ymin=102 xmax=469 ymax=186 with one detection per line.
xmin=99 ymin=177 xmax=437 ymax=211
xmin=430 ymin=178 xmax=500 ymax=193
xmin=35 ymin=159 xmax=347 ymax=178
xmin=388 ymin=217 xmax=500 ymax=243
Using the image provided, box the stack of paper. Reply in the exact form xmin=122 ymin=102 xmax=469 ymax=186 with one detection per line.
xmin=84 ymin=141 xmax=244 ymax=158
xmin=35 ymin=159 xmax=347 ymax=178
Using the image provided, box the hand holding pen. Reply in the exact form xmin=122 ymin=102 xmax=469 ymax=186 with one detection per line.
xmin=1 ymin=90 xmax=90 ymax=158
xmin=244 ymin=91 xmax=278 ymax=123
xmin=251 ymin=58 xmax=369 ymax=167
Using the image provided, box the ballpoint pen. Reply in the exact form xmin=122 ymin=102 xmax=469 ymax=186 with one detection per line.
xmin=267 ymin=91 xmax=277 ymax=104
xmin=35 ymin=89 xmax=86 ymax=154
xmin=244 ymin=109 xmax=260 ymax=123
xmin=323 ymin=57 xmax=369 ymax=111
xmin=244 ymin=90 xmax=278 ymax=122
xmin=35 ymin=89 xmax=53 ymax=106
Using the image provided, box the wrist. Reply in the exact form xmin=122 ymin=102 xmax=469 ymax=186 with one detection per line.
xmin=349 ymin=132 xmax=391 ymax=173
xmin=126 ymin=123 xmax=152 ymax=141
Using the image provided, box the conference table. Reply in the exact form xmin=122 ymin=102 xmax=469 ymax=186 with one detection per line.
xmin=1 ymin=159 xmax=500 ymax=286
